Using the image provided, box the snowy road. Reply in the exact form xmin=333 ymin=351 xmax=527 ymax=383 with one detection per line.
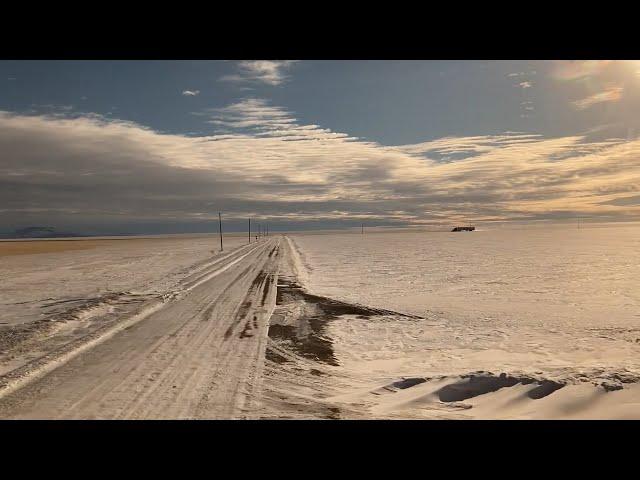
xmin=0 ymin=238 xmax=281 ymax=419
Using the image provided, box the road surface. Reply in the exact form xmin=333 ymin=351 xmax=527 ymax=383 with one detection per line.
xmin=0 ymin=238 xmax=281 ymax=419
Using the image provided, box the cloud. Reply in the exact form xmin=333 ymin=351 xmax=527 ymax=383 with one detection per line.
xmin=549 ymin=61 xmax=627 ymax=111
xmin=200 ymin=98 xmax=352 ymax=141
xmin=519 ymin=100 xmax=535 ymax=116
xmin=1 ymin=102 xmax=640 ymax=233
xmin=551 ymin=60 xmax=612 ymax=81
xmin=573 ymin=86 xmax=623 ymax=110
xmin=220 ymin=61 xmax=298 ymax=86
xmin=182 ymin=90 xmax=200 ymax=96
xmin=509 ymin=70 xmax=536 ymax=78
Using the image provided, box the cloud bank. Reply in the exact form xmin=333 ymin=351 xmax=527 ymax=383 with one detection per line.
xmin=1 ymin=99 xmax=640 ymax=233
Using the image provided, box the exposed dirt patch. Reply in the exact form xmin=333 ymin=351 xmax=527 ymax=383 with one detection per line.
xmin=268 ymin=277 xmax=421 ymax=367
xmin=275 ymin=278 xmax=420 ymax=320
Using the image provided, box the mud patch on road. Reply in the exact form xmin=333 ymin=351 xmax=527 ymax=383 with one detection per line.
xmin=225 ymin=270 xmax=266 ymax=338
xmin=239 ymin=315 xmax=258 ymax=339
xmin=261 ymin=275 xmax=272 ymax=306
xmin=251 ymin=270 xmax=267 ymax=291
xmin=201 ymin=264 xmax=254 ymax=322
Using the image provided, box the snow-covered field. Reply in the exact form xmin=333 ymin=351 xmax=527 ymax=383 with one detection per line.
xmin=0 ymin=234 xmax=246 ymax=326
xmin=289 ymin=224 xmax=640 ymax=418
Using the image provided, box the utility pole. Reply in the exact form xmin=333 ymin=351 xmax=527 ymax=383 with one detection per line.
xmin=218 ymin=212 xmax=223 ymax=251
xmin=362 ymin=223 xmax=364 ymax=234
xmin=248 ymin=218 xmax=251 ymax=243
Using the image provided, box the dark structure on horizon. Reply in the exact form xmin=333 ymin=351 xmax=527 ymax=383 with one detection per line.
xmin=451 ymin=226 xmax=475 ymax=232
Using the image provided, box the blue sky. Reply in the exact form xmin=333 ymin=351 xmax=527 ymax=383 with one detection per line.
xmin=4 ymin=60 xmax=634 ymax=141
xmin=2 ymin=60 xmax=640 ymax=233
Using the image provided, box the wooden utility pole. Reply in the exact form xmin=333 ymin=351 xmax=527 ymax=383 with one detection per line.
xmin=248 ymin=218 xmax=251 ymax=243
xmin=362 ymin=223 xmax=364 ymax=234
xmin=218 ymin=212 xmax=223 ymax=251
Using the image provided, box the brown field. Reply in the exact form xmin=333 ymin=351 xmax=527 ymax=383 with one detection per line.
xmin=0 ymin=233 xmax=247 ymax=257
xmin=0 ymin=239 xmax=118 ymax=257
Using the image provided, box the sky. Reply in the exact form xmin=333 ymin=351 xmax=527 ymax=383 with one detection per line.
xmin=2 ymin=60 xmax=640 ymax=234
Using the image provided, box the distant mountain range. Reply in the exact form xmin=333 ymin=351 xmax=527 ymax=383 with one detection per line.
xmin=1 ymin=227 xmax=86 ymax=239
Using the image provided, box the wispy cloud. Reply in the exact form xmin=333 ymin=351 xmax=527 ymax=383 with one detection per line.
xmin=201 ymin=98 xmax=352 ymax=141
xmin=551 ymin=60 xmax=612 ymax=81
xmin=220 ymin=61 xmax=298 ymax=86
xmin=573 ymin=85 xmax=623 ymax=110
xmin=182 ymin=90 xmax=200 ymax=96
xmin=550 ymin=61 xmax=626 ymax=112
xmin=509 ymin=70 xmax=536 ymax=78
xmin=521 ymin=101 xmax=534 ymax=111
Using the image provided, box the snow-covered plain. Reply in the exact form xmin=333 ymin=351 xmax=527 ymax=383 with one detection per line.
xmin=2 ymin=226 xmax=640 ymax=418
xmin=0 ymin=234 xmax=246 ymax=326
xmin=290 ymin=224 xmax=640 ymax=418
